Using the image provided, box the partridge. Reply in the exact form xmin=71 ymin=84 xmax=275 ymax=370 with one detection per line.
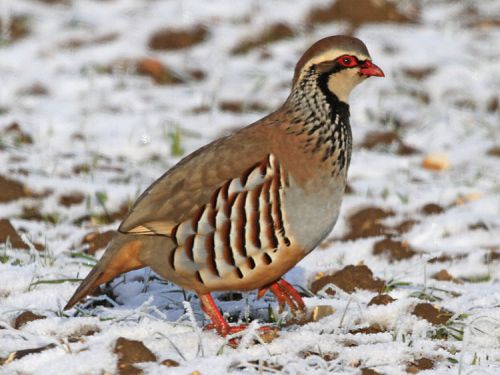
xmin=65 ymin=36 xmax=384 ymax=337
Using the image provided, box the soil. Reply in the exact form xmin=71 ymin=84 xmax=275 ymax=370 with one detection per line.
xmin=0 ymin=219 xmax=29 ymax=250
xmin=231 ymin=23 xmax=294 ymax=55
xmin=310 ymin=265 xmax=385 ymax=294
xmin=136 ymin=58 xmax=184 ymax=85
xmin=306 ymin=0 xmax=415 ymax=28
xmin=1 ymin=344 xmax=56 ymax=365
xmin=161 ymin=359 xmax=179 ymax=367
xmin=361 ymin=368 xmax=382 ymax=375
xmin=412 ymin=303 xmax=452 ymax=325
xmin=0 ymin=15 xmax=30 ymax=42
xmin=114 ymin=337 xmax=156 ymax=375
xmin=0 ymin=176 xmax=29 ymax=203
xmin=219 ymin=100 xmax=268 ymax=113
xmin=148 ymin=25 xmax=208 ymax=50
xmin=350 ymin=323 xmax=385 ymax=335
xmin=432 ymin=269 xmax=463 ymax=284
xmin=14 ymin=311 xmax=46 ymax=329
xmin=402 ymin=66 xmax=436 ymax=80
xmin=373 ymin=238 xmax=416 ymax=261
xmin=368 ymin=294 xmax=395 ymax=306
xmin=421 ymin=203 xmax=445 ymax=215
xmin=360 ymin=130 xmax=419 ymax=155
xmin=342 ymin=207 xmax=394 ymax=240
xmin=406 ymin=358 xmax=434 ymax=373
xmin=58 ymin=192 xmax=85 ymax=207
xmin=82 ymin=230 xmax=115 ymax=255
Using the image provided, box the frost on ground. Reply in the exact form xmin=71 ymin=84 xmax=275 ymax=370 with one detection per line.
xmin=1 ymin=0 xmax=499 ymax=374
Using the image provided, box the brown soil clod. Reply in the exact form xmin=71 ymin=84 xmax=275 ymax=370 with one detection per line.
xmin=412 ymin=303 xmax=452 ymax=325
xmin=406 ymin=358 xmax=434 ymax=373
xmin=219 ymin=100 xmax=268 ymax=113
xmin=373 ymin=238 xmax=416 ymax=261
xmin=311 ymin=265 xmax=385 ymax=294
xmin=114 ymin=337 xmax=156 ymax=375
xmin=231 ymin=23 xmax=294 ymax=55
xmin=82 ymin=230 xmax=115 ymax=255
xmin=360 ymin=130 xmax=419 ymax=155
xmin=349 ymin=323 xmax=385 ymax=335
xmin=486 ymin=146 xmax=500 ymax=157
xmin=2 ymin=344 xmax=56 ymax=365
xmin=2 ymin=122 xmax=34 ymax=145
xmin=393 ymin=219 xmax=418 ymax=234
xmin=161 ymin=359 xmax=180 ymax=367
xmin=14 ymin=311 xmax=46 ymax=329
xmin=0 ymin=175 xmax=30 ymax=203
xmin=148 ymin=25 xmax=208 ymax=50
xmin=421 ymin=203 xmax=445 ymax=215
xmin=342 ymin=207 xmax=394 ymax=240
xmin=0 ymin=15 xmax=30 ymax=43
xmin=368 ymin=294 xmax=395 ymax=306
xmin=402 ymin=66 xmax=436 ymax=81
xmin=0 ymin=219 xmax=29 ymax=250
xmin=432 ymin=269 xmax=463 ymax=284
xmin=306 ymin=0 xmax=416 ymax=28
xmin=58 ymin=192 xmax=85 ymax=207
xmin=361 ymin=368 xmax=382 ymax=375
xmin=136 ymin=58 xmax=184 ymax=85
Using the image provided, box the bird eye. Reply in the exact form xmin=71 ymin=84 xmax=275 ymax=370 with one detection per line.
xmin=337 ymin=55 xmax=357 ymax=67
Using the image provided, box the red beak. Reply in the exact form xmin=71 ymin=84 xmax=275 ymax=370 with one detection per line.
xmin=359 ymin=60 xmax=385 ymax=77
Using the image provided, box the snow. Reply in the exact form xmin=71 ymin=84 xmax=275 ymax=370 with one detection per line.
xmin=1 ymin=0 xmax=499 ymax=374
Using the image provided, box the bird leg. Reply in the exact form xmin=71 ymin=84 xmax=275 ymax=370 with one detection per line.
xmin=198 ymin=292 xmax=244 ymax=336
xmin=257 ymin=278 xmax=306 ymax=314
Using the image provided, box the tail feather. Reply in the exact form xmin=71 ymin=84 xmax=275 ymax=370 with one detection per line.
xmin=64 ymin=234 xmax=146 ymax=310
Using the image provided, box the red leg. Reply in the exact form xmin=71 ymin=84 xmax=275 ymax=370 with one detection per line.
xmin=257 ymin=278 xmax=306 ymax=314
xmin=198 ymin=292 xmax=276 ymax=342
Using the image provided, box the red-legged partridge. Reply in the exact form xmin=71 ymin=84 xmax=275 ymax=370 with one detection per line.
xmin=65 ymin=35 xmax=384 ymax=337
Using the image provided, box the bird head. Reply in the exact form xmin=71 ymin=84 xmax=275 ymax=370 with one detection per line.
xmin=292 ymin=36 xmax=384 ymax=103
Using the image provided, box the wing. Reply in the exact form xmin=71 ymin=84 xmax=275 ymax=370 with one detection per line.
xmin=119 ymin=123 xmax=274 ymax=236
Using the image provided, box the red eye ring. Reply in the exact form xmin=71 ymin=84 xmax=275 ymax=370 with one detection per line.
xmin=337 ymin=55 xmax=358 ymax=67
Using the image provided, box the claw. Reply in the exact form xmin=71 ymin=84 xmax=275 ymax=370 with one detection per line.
xmin=257 ymin=278 xmax=306 ymax=315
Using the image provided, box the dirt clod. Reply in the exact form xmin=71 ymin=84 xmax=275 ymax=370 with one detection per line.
xmin=2 ymin=344 xmax=56 ymax=365
xmin=368 ymin=294 xmax=395 ymax=306
xmin=342 ymin=207 xmax=394 ymax=240
xmin=311 ymin=265 xmax=385 ymax=294
xmin=82 ymin=230 xmax=115 ymax=255
xmin=373 ymin=238 xmax=416 ymax=261
xmin=0 ymin=219 xmax=29 ymax=250
xmin=231 ymin=23 xmax=294 ymax=55
xmin=406 ymin=358 xmax=434 ymax=373
xmin=412 ymin=303 xmax=452 ymax=325
xmin=136 ymin=58 xmax=184 ymax=85
xmin=219 ymin=100 xmax=268 ymax=113
xmin=114 ymin=337 xmax=156 ymax=375
xmin=0 ymin=175 xmax=30 ymax=203
xmin=0 ymin=15 xmax=30 ymax=43
xmin=148 ymin=25 xmax=208 ymax=50
xmin=421 ymin=203 xmax=444 ymax=215
xmin=432 ymin=269 xmax=463 ymax=284
xmin=360 ymin=130 xmax=418 ymax=155
xmin=361 ymin=368 xmax=382 ymax=375
xmin=350 ymin=323 xmax=385 ymax=335
xmin=306 ymin=0 xmax=415 ymax=28
xmin=14 ymin=311 xmax=46 ymax=329
xmin=58 ymin=192 xmax=85 ymax=207
xmin=161 ymin=359 xmax=180 ymax=367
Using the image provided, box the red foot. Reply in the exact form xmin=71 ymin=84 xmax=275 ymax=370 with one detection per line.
xmin=257 ymin=278 xmax=306 ymax=314
xmin=198 ymin=292 xmax=275 ymax=344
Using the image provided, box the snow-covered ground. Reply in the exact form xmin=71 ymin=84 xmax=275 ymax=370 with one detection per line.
xmin=1 ymin=0 xmax=499 ymax=374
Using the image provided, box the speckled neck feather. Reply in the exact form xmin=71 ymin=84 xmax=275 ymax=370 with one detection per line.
xmin=284 ymin=68 xmax=352 ymax=177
